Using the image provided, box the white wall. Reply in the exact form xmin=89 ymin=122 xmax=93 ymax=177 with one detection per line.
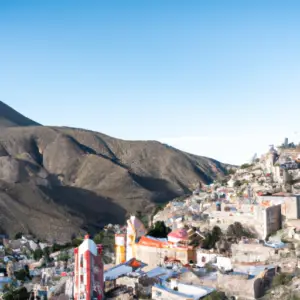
xmin=196 ymin=252 xmax=217 ymax=267
xmin=216 ymin=257 xmax=232 ymax=271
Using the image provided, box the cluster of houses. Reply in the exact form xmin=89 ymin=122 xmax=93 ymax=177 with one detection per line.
xmin=104 ymin=216 xmax=288 ymax=299
xmin=0 ymin=234 xmax=74 ymax=299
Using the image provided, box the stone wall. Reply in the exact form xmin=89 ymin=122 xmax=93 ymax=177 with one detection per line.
xmin=217 ymin=273 xmax=255 ymax=299
xmin=231 ymin=243 xmax=277 ymax=264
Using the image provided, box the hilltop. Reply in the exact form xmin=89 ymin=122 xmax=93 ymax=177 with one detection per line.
xmin=0 ymin=101 xmax=229 ymax=242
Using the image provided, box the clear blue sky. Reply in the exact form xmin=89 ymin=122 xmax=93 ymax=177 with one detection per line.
xmin=1 ymin=0 xmax=300 ymax=164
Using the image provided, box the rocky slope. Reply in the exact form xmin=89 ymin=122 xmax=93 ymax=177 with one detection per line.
xmin=0 ymin=101 xmax=229 ymax=242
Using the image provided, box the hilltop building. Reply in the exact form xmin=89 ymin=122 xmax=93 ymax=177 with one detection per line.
xmin=73 ymin=235 xmax=104 ymax=300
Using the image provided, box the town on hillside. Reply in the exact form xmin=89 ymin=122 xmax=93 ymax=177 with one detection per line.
xmin=2 ymin=138 xmax=300 ymax=300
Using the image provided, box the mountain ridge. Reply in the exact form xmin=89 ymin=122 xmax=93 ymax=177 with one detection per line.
xmin=0 ymin=101 xmax=40 ymax=127
xmin=0 ymin=102 xmax=230 ymax=242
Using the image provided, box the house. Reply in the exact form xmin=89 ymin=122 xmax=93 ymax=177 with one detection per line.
xmin=258 ymin=193 xmax=300 ymax=220
xmin=152 ymin=281 xmax=215 ymax=300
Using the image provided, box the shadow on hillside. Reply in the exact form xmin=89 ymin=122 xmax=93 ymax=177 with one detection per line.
xmin=40 ymin=185 xmax=126 ymax=234
xmin=129 ymin=173 xmax=182 ymax=204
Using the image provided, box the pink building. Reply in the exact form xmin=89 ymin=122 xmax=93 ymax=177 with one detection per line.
xmin=74 ymin=235 xmax=104 ymax=300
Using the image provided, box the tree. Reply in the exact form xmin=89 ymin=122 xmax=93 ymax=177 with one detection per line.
xmin=147 ymin=221 xmax=171 ymax=238
xmin=3 ymin=287 xmax=29 ymax=300
xmin=14 ymin=232 xmax=23 ymax=240
xmin=43 ymin=247 xmax=51 ymax=264
xmin=93 ymin=232 xmax=104 ymax=245
xmin=271 ymin=273 xmax=293 ymax=287
xmin=58 ymin=251 xmax=70 ymax=262
xmin=226 ymin=222 xmax=253 ymax=240
xmin=203 ymin=291 xmax=227 ymax=300
xmin=211 ymin=226 xmax=222 ymax=242
xmin=33 ymin=249 xmax=43 ymax=261
xmin=71 ymin=238 xmax=83 ymax=248
xmin=14 ymin=269 xmax=27 ymax=281
xmin=202 ymin=226 xmax=222 ymax=250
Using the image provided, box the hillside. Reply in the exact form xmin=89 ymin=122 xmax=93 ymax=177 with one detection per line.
xmin=0 ymin=102 xmax=229 ymax=242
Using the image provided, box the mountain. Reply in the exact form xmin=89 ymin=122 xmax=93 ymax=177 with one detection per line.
xmin=0 ymin=101 xmax=40 ymax=127
xmin=0 ymin=101 xmax=229 ymax=242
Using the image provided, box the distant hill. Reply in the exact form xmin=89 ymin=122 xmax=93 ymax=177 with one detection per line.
xmin=0 ymin=101 xmax=40 ymax=127
xmin=0 ymin=101 xmax=229 ymax=242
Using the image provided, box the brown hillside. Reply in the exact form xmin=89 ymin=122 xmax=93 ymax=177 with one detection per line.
xmin=0 ymin=103 xmax=229 ymax=242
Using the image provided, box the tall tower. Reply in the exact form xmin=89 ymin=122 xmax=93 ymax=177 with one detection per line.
xmin=74 ymin=235 xmax=104 ymax=300
xmin=115 ymin=234 xmax=126 ymax=264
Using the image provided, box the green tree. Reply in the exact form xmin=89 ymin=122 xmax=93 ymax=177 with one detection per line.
xmin=43 ymin=247 xmax=51 ymax=263
xmin=58 ymin=251 xmax=70 ymax=262
xmin=272 ymin=273 xmax=293 ymax=287
xmin=93 ymin=232 xmax=104 ymax=245
xmin=147 ymin=221 xmax=171 ymax=238
xmin=226 ymin=222 xmax=253 ymax=240
xmin=203 ymin=291 xmax=227 ymax=300
xmin=202 ymin=226 xmax=222 ymax=249
xmin=71 ymin=238 xmax=83 ymax=247
xmin=33 ymin=249 xmax=43 ymax=261
xmin=14 ymin=269 xmax=27 ymax=281
xmin=3 ymin=292 xmax=14 ymax=300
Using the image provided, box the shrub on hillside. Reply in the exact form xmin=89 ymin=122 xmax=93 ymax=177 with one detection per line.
xmin=226 ymin=222 xmax=254 ymax=239
xmin=203 ymin=291 xmax=227 ymax=300
xmin=240 ymin=163 xmax=253 ymax=169
xmin=272 ymin=273 xmax=293 ymax=287
xmin=233 ymin=180 xmax=242 ymax=187
xmin=227 ymin=168 xmax=236 ymax=175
